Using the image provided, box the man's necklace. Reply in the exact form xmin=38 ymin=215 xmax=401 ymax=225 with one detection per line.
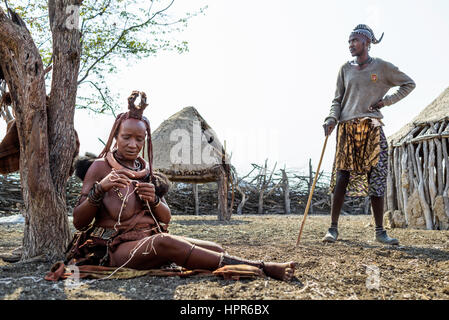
xmin=354 ymin=57 xmax=373 ymax=66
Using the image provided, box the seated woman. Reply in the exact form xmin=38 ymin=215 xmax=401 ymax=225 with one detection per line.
xmin=69 ymin=91 xmax=297 ymax=281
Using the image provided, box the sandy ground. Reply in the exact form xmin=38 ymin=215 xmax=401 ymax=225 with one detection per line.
xmin=1 ymin=214 xmax=449 ymax=300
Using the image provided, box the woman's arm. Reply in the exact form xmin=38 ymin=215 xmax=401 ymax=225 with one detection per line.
xmin=149 ymin=196 xmax=171 ymax=224
xmin=72 ymin=160 xmax=132 ymax=230
xmin=72 ymin=160 xmax=105 ymax=230
xmin=136 ymin=182 xmax=171 ymax=224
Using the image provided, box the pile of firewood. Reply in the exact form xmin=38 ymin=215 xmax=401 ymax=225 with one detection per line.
xmin=0 ymin=174 xmax=82 ymax=215
xmin=0 ymin=174 xmax=22 ymax=214
xmin=165 ymin=159 xmax=369 ymax=216
xmin=0 ymin=158 xmax=370 ymax=216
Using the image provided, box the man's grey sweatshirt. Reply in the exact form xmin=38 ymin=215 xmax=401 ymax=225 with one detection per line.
xmin=326 ymin=57 xmax=416 ymax=123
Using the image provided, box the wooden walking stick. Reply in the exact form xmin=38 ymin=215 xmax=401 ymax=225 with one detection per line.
xmin=296 ymin=134 xmax=329 ymax=246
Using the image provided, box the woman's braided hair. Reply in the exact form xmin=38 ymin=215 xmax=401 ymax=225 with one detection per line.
xmin=98 ymin=91 xmax=153 ymax=178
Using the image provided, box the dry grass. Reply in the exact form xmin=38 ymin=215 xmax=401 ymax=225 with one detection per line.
xmin=1 ymin=214 xmax=449 ymax=300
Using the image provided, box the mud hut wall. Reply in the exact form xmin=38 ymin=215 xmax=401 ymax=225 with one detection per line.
xmin=386 ymin=147 xmax=397 ymax=212
xmin=387 ymin=121 xmax=449 ymax=230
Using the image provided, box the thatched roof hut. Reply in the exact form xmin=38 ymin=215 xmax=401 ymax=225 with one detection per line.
xmin=151 ymin=106 xmax=231 ymax=220
xmin=386 ymin=87 xmax=449 ymax=230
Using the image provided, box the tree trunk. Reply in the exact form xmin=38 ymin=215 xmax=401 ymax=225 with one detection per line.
xmin=48 ymin=0 xmax=81 ymax=193
xmin=0 ymin=2 xmax=81 ymax=260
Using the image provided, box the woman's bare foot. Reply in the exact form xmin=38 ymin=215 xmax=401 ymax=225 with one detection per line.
xmin=263 ymin=261 xmax=297 ymax=281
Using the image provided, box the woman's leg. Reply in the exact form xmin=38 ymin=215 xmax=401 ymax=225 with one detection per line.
xmin=109 ymin=234 xmax=222 ymax=270
xmin=180 ymin=236 xmax=226 ymax=254
xmin=109 ymin=234 xmax=297 ymax=280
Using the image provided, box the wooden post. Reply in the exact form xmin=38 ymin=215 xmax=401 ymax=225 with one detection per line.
xmin=423 ymin=141 xmax=431 ymax=204
xmin=407 ymin=143 xmax=416 ymax=193
xmin=409 ymin=143 xmax=419 ymax=191
xmin=415 ymin=143 xmax=434 ymax=230
xmin=400 ymin=146 xmax=409 ymax=226
xmin=435 ymin=138 xmax=444 ymax=196
xmin=257 ymin=159 xmax=268 ymax=214
xmin=428 ymin=139 xmax=437 ymax=210
xmin=217 ymin=170 xmax=228 ymax=221
xmin=436 ymin=123 xmax=445 ymax=196
xmin=394 ymin=147 xmax=403 ymax=212
xmin=281 ymin=167 xmax=291 ymax=214
xmin=442 ymin=137 xmax=449 ymax=220
xmin=236 ymin=184 xmax=247 ymax=215
xmin=193 ymin=183 xmax=199 ymax=215
xmin=228 ymin=168 xmax=235 ymax=218
xmin=386 ymin=146 xmax=396 ymax=212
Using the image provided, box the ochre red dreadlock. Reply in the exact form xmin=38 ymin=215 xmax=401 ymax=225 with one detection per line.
xmin=98 ymin=91 xmax=153 ymax=177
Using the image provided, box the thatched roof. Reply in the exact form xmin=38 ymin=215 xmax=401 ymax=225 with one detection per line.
xmin=151 ymin=106 xmax=229 ymax=183
xmin=389 ymin=86 xmax=449 ymax=145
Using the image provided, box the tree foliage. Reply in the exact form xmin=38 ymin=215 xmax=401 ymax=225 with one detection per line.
xmin=1 ymin=0 xmax=207 ymax=115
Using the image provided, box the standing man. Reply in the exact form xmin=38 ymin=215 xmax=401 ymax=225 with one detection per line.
xmin=322 ymin=24 xmax=415 ymax=245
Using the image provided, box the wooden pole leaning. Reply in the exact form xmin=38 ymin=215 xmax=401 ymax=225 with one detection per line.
xmin=296 ymin=134 xmax=329 ymax=246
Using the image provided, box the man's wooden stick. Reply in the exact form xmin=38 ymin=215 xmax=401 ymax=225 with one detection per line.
xmin=296 ymin=134 xmax=329 ymax=246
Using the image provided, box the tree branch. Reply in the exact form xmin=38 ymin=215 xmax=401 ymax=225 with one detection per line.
xmin=3 ymin=0 xmax=10 ymax=17
xmin=0 ymin=8 xmax=25 ymax=46
xmin=84 ymin=80 xmax=116 ymax=117
xmin=77 ymin=0 xmax=175 ymax=85
xmin=80 ymin=0 xmax=112 ymax=41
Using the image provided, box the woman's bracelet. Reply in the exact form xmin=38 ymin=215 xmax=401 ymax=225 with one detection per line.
xmin=149 ymin=195 xmax=161 ymax=209
xmin=87 ymin=182 xmax=104 ymax=207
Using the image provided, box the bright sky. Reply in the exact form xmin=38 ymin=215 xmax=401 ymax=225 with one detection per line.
xmin=2 ymin=0 xmax=449 ymax=177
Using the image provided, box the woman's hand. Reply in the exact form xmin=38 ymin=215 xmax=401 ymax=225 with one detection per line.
xmin=98 ymin=169 xmax=135 ymax=192
xmin=135 ymin=182 xmax=157 ymax=204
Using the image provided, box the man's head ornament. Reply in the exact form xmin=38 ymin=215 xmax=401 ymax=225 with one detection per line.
xmin=351 ymin=24 xmax=384 ymax=44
